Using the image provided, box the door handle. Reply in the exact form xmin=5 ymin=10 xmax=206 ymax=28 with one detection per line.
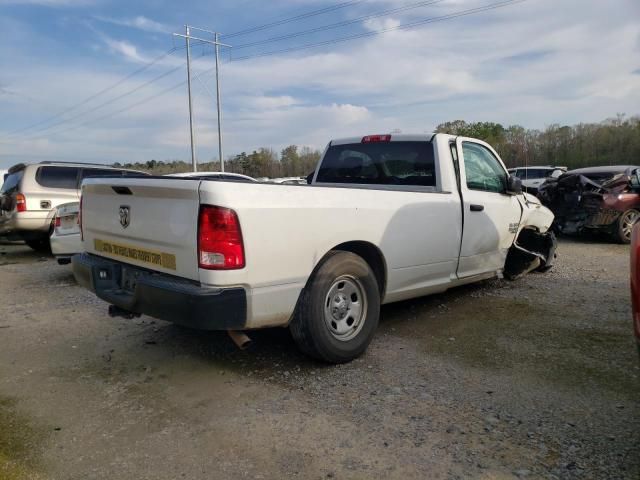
xmin=470 ymin=204 xmax=484 ymax=212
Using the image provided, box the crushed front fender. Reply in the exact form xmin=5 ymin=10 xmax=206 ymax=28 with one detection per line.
xmin=504 ymin=228 xmax=557 ymax=280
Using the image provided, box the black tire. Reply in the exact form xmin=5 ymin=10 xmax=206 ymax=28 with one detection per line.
xmin=24 ymin=236 xmax=51 ymax=252
xmin=613 ymin=209 xmax=639 ymax=244
xmin=290 ymin=251 xmax=380 ymax=363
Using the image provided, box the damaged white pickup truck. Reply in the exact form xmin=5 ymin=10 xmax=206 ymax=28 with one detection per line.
xmin=72 ymin=134 xmax=556 ymax=363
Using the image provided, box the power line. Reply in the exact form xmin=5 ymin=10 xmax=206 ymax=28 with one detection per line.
xmin=18 ymin=64 xmax=217 ymax=142
xmin=234 ymin=0 xmax=445 ymax=50
xmin=12 ymin=44 xmax=217 ymax=140
xmin=19 ymin=60 xmax=185 ymax=139
xmin=223 ymin=0 xmax=365 ymax=39
xmin=231 ymin=0 xmax=527 ymax=61
xmin=6 ymin=0 xmax=527 ymax=143
xmin=7 ymin=47 xmax=179 ymax=136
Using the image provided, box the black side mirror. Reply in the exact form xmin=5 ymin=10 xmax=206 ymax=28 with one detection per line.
xmin=506 ymin=174 xmax=522 ymax=195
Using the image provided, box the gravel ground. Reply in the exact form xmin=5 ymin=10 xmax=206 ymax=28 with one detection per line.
xmin=0 ymin=237 xmax=638 ymax=479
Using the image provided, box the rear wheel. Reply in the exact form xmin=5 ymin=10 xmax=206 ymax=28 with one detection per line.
xmin=614 ymin=209 xmax=639 ymax=244
xmin=24 ymin=236 xmax=51 ymax=252
xmin=290 ymin=251 xmax=380 ymax=363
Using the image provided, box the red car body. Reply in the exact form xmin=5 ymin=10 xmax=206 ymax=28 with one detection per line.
xmin=631 ymin=222 xmax=640 ymax=353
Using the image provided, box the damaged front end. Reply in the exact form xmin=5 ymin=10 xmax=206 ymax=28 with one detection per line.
xmin=538 ymin=167 xmax=640 ymax=239
xmin=504 ymin=227 xmax=557 ymax=280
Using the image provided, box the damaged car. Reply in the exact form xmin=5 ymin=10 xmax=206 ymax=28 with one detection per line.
xmin=538 ymin=165 xmax=640 ymax=243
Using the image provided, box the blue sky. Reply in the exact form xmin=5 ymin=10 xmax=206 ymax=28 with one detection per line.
xmin=0 ymin=0 xmax=639 ymax=168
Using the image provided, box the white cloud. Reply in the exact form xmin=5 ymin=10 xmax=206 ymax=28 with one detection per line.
xmin=0 ymin=0 xmax=95 ymax=5
xmin=102 ymin=38 xmax=146 ymax=63
xmin=93 ymin=15 xmax=172 ymax=34
xmin=1 ymin=0 xmax=639 ymax=167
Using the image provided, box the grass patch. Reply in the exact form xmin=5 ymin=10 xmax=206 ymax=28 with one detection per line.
xmin=0 ymin=396 xmax=46 ymax=479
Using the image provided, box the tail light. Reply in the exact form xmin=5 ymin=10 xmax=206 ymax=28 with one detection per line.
xmin=362 ymin=134 xmax=391 ymax=143
xmin=198 ymin=205 xmax=245 ymax=270
xmin=15 ymin=193 xmax=26 ymax=212
xmin=54 ymin=216 xmax=61 ymax=228
xmin=79 ymin=195 xmax=83 ymax=240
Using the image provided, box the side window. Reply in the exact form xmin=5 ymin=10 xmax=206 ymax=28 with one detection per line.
xmin=81 ymin=169 xmax=123 ymax=180
xmin=122 ymin=171 xmax=148 ymax=177
xmin=36 ymin=167 xmax=79 ymax=189
xmin=461 ymin=142 xmax=507 ymax=193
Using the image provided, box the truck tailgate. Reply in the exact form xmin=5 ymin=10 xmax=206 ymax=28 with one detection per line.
xmin=81 ymin=178 xmax=201 ymax=281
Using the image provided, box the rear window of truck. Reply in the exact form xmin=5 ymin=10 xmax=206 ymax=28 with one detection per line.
xmin=36 ymin=166 xmax=79 ymax=189
xmin=316 ymin=141 xmax=436 ymax=187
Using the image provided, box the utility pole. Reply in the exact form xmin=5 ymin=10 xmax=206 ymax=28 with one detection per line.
xmin=173 ymin=26 xmax=231 ymax=172
xmin=214 ymin=32 xmax=224 ymax=172
xmin=184 ymin=25 xmax=196 ymax=172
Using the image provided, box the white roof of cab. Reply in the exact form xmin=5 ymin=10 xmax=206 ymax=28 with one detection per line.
xmin=329 ymin=133 xmax=436 ymax=146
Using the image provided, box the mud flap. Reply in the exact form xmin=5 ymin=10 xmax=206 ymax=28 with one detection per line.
xmin=504 ymin=229 xmax=557 ymax=280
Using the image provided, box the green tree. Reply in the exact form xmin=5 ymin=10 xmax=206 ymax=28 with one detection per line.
xmin=281 ymin=145 xmax=300 ymax=176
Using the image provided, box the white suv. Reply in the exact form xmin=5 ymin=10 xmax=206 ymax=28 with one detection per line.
xmin=0 ymin=162 xmax=146 ymax=251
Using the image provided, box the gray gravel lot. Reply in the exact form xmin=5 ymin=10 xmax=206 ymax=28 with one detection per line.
xmin=0 ymin=237 xmax=638 ymax=479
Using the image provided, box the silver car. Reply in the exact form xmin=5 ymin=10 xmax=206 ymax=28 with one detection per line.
xmin=0 ymin=162 xmax=146 ymax=251
xmin=50 ymin=202 xmax=81 ymax=265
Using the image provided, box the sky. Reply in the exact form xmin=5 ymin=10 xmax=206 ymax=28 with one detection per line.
xmin=0 ymin=0 xmax=639 ymax=168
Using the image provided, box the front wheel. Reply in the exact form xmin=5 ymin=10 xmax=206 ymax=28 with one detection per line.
xmin=614 ymin=209 xmax=639 ymax=244
xmin=290 ymin=251 xmax=380 ymax=363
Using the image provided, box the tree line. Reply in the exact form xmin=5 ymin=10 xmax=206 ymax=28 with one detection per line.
xmin=115 ymin=145 xmax=321 ymax=177
xmin=116 ymin=114 xmax=639 ymax=175
xmin=435 ymin=114 xmax=640 ymax=169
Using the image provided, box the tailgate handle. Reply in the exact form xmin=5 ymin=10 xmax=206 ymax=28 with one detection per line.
xmin=470 ymin=204 xmax=484 ymax=212
xmin=112 ymin=186 xmax=132 ymax=195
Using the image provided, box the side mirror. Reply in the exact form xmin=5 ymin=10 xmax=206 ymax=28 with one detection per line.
xmin=506 ymin=174 xmax=523 ymax=195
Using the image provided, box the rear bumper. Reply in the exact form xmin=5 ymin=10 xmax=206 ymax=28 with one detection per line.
xmin=0 ymin=211 xmax=52 ymax=237
xmin=50 ymin=231 xmax=81 ymax=257
xmin=72 ymin=253 xmax=247 ymax=330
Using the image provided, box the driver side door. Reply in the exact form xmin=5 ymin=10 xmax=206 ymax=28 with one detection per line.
xmin=455 ymin=138 xmax=522 ymax=278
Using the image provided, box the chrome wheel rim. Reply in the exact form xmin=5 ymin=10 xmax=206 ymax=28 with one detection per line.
xmin=622 ymin=210 xmax=639 ymax=241
xmin=323 ymin=275 xmax=367 ymax=342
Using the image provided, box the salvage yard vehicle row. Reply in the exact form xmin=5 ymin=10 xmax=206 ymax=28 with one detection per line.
xmin=72 ymin=133 xmax=557 ymax=363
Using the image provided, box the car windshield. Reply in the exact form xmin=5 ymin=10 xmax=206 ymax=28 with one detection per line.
xmin=1 ymin=170 xmax=24 ymax=194
xmin=316 ymin=141 xmax=436 ymax=186
xmin=516 ymin=168 xmax=552 ymax=180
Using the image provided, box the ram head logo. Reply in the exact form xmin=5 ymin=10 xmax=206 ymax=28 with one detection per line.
xmin=119 ymin=206 xmax=130 ymax=229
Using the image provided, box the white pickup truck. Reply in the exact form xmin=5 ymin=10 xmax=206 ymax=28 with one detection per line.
xmin=72 ymin=134 xmax=556 ymax=363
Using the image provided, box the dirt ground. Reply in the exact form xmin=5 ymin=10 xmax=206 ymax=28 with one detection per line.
xmin=0 ymin=237 xmax=638 ymax=480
